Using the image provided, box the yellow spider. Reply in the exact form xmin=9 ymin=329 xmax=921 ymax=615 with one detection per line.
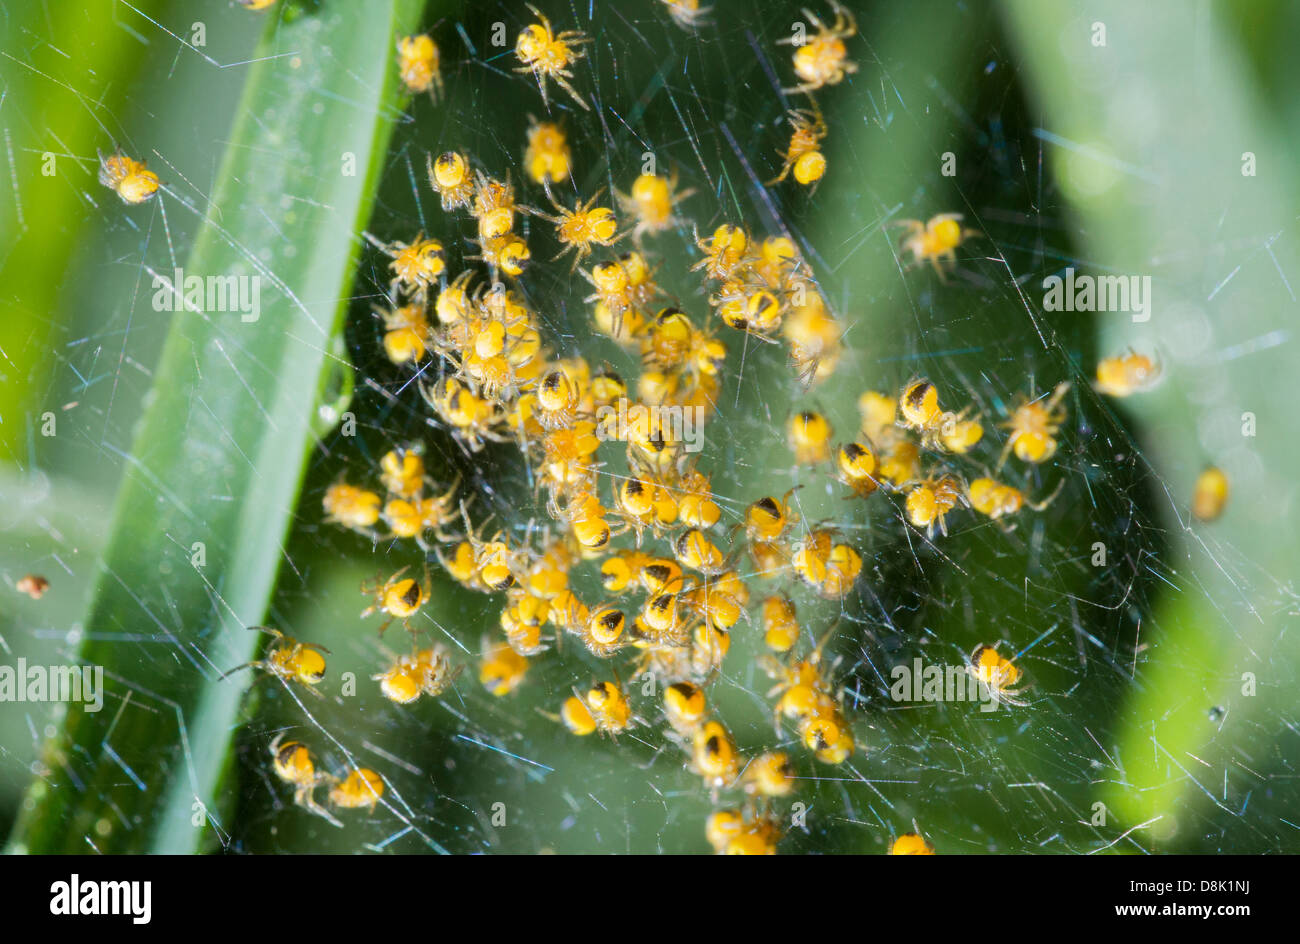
xmin=515 ymin=3 xmax=591 ymax=111
xmin=615 ymin=169 xmax=695 ymax=242
xmin=360 ymin=566 xmax=432 ymax=635
xmin=894 ymin=215 xmax=982 ymax=283
xmin=329 ymin=767 xmax=385 ymax=811
xmin=221 ymin=626 xmax=328 ymax=694
xmin=966 ymin=644 xmax=1028 ymax=707
xmin=767 ymin=107 xmax=828 ymax=188
xmin=780 ymin=1 xmax=858 ymax=95
xmin=98 ymin=150 xmax=160 ymax=205
xmin=529 ymin=187 xmax=624 ymax=269
xmin=397 ymin=34 xmax=442 ymax=99
xmin=999 ymin=381 xmax=1069 ymax=466
xmin=661 ymin=0 xmax=712 ymax=30
xmin=1095 ymin=350 xmax=1161 ymax=397
xmin=894 ymin=213 xmax=980 ymax=279
xmin=1192 ymin=466 xmax=1229 ymax=522
xmin=269 ymin=733 xmax=340 ymax=826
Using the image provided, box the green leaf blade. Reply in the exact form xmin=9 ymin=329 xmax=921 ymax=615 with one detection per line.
xmin=8 ymin=0 xmax=425 ymax=855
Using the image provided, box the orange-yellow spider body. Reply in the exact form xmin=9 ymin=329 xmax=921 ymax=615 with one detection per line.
xmin=896 ymin=213 xmax=979 ymax=278
xmin=837 ymin=441 xmax=879 ymax=497
xmin=379 ymin=304 xmax=430 ymax=364
xmin=1095 ymin=351 xmax=1161 ymax=397
xmin=374 ymin=646 xmax=461 ymax=703
xmin=329 ymin=768 xmax=385 ymax=811
xmin=761 ymin=594 xmax=801 ymax=652
xmin=532 ymin=189 xmax=623 ymax=269
xmin=616 ymin=170 xmax=695 ymax=241
xmin=515 ymin=4 xmax=591 ymax=111
xmin=427 ymin=151 xmax=475 ymax=211
xmin=889 ymin=831 xmax=936 ymax=855
xmin=524 ymin=119 xmax=571 ymax=184
xmin=781 ymin=1 xmax=858 ymax=95
xmin=968 ymin=477 xmax=1062 ymax=521
xmin=323 ymin=482 xmax=382 ymax=532
xmin=788 ymin=410 xmax=833 ymax=464
xmin=768 ymin=108 xmax=828 ymax=187
xmin=360 ymin=566 xmax=432 ymax=634
xmin=966 ymin=644 xmax=1027 ymax=707
xmin=222 ymin=626 xmax=328 ymax=691
xmin=661 ymin=0 xmax=712 ymax=30
xmin=99 ymin=151 xmax=160 ymax=205
xmin=905 ymin=474 xmax=965 ymax=536
xmin=1001 ymin=382 xmax=1069 ymax=465
xmin=398 ymin=34 xmax=442 ymax=99
xmin=1192 ymin=466 xmax=1229 ymax=522
xmin=480 ymin=639 xmax=529 ymax=695
xmin=269 ymin=734 xmax=338 ymax=824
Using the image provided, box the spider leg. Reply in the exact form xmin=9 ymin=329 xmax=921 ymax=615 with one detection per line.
xmin=527 ymin=70 xmax=552 ymax=110
xmin=766 ymin=155 xmax=795 ymax=187
xmin=1027 ymin=478 xmax=1067 ymax=512
xmin=218 ymin=659 xmax=264 ymax=682
xmin=995 ymin=436 xmax=1014 ymax=473
xmin=552 ymin=73 xmax=590 ymax=111
xmin=890 ymin=220 xmax=925 ymax=246
xmin=297 ymin=785 xmax=344 ymax=828
xmin=292 ymin=678 xmax=327 ymax=700
xmin=929 ymin=251 xmax=954 ymax=282
xmin=1043 ymin=380 xmax=1071 ymax=414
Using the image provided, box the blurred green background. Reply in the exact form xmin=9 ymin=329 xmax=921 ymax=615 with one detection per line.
xmin=1 ymin=0 xmax=1296 ymax=853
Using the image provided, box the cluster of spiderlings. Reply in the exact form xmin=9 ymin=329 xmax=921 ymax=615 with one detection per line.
xmin=816 ymin=377 xmax=1071 ymax=540
xmin=308 ymin=1 xmax=884 ymax=855
xmin=684 ymin=4 xmax=861 ymax=381
xmin=77 ymin=2 xmax=1230 ymax=856
xmin=320 ymin=447 xmax=464 ymax=698
xmin=269 ymin=734 xmax=385 ymax=827
xmin=308 ymin=2 xmax=1088 ymax=854
xmin=681 ymin=0 xmax=864 ymax=384
xmin=694 ymin=226 xmax=844 ymax=387
xmin=325 ymin=446 xmax=459 ymax=551
xmin=760 ymin=0 xmax=861 ymax=195
xmin=762 ymin=626 xmax=854 ymax=764
xmin=692 ymin=600 xmax=854 ymax=853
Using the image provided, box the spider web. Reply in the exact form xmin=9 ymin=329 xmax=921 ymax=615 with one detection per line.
xmin=2 ymin=0 xmax=1297 ymax=855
